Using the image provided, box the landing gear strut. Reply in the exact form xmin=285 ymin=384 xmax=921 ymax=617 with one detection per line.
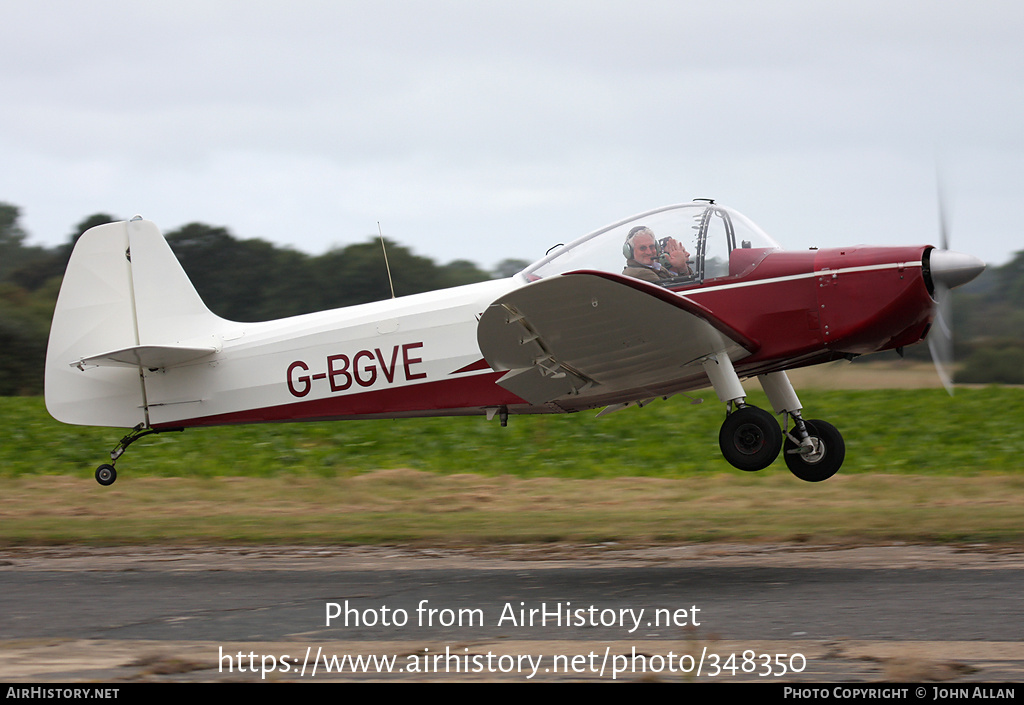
xmin=702 ymin=356 xmax=844 ymax=480
xmin=93 ymin=424 xmax=183 ymax=486
xmin=704 ymin=354 xmax=783 ymax=472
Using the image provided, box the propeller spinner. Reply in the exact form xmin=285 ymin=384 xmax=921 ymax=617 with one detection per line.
xmin=922 ymin=245 xmax=986 ymax=394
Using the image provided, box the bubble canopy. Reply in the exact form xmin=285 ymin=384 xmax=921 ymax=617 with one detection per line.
xmin=523 ymin=201 xmax=781 ymax=286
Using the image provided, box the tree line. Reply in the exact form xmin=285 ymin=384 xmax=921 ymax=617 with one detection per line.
xmin=0 ymin=201 xmax=529 ymax=395
xmin=1 ymin=200 xmax=1022 ymax=396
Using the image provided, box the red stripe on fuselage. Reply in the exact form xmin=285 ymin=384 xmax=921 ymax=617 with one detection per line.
xmin=154 ymin=371 xmax=525 ymax=429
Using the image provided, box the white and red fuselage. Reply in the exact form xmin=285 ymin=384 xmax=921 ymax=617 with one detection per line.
xmin=44 ymin=201 xmax=977 ymax=435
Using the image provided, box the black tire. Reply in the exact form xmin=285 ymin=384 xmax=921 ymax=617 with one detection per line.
xmin=784 ymin=419 xmax=844 ymax=482
xmin=719 ymin=406 xmax=783 ymax=471
xmin=95 ymin=464 xmax=117 ymax=486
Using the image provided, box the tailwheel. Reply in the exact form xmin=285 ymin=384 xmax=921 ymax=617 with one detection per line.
xmin=92 ymin=424 xmax=184 ymax=487
xmin=719 ymin=405 xmax=783 ymax=471
xmin=784 ymin=419 xmax=844 ymax=482
xmin=95 ymin=464 xmax=117 ymax=486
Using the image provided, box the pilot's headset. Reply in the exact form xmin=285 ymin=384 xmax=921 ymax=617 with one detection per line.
xmin=623 ymin=226 xmax=658 ymax=259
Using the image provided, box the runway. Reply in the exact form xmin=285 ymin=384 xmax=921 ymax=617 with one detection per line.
xmin=2 ymin=544 xmax=1022 ymax=682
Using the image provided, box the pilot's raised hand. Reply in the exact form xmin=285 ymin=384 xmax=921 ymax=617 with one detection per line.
xmin=663 ymin=237 xmax=691 ymax=274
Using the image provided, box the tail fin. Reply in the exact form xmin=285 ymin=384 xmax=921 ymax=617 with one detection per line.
xmin=45 ymin=218 xmax=223 ymax=428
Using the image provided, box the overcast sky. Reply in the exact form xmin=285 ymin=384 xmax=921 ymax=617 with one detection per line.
xmin=2 ymin=1 xmax=1021 ymax=270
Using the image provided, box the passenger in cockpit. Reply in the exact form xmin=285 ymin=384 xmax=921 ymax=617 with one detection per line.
xmin=622 ymin=226 xmax=691 ymax=282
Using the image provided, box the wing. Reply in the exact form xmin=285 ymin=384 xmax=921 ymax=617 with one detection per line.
xmin=477 ymin=271 xmax=758 ymax=405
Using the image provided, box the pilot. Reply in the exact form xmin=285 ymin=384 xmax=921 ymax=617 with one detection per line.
xmin=622 ymin=226 xmax=691 ymax=282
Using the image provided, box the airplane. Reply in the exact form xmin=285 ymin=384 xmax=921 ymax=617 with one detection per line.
xmin=44 ymin=199 xmax=985 ymax=486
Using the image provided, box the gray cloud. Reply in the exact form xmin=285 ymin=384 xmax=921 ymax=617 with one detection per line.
xmin=1 ymin=0 xmax=1021 ymax=267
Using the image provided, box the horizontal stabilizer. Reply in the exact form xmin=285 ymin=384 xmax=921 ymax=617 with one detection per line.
xmin=72 ymin=344 xmax=218 ymax=370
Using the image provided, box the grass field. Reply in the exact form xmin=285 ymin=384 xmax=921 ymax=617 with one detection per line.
xmin=3 ymin=378 xmax=1022 ymax=545
xmin=5 ymin=471 xmax=1024 ymax=545
xmin=5 ymin=386 xmax=1023 ymax=478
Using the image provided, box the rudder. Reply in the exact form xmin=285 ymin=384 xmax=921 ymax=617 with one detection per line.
xmin=45 ymin=218 xmax=223 ymax=428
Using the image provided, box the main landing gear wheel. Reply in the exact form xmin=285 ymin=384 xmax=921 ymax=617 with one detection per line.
xmin=719 ymin=405 xmax=783 ymax=471
xmin=784 ymin=419 xmax=845 ymax=482
xmin=95 ymin=464 xmax=117 ymax=486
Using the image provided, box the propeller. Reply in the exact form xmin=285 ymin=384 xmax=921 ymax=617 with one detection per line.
xmin=924 ymin=193 xmax=985 ymax=394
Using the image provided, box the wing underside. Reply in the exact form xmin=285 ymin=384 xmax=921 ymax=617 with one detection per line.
xmin=477 ymin=271 xmax=757 ymax=406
